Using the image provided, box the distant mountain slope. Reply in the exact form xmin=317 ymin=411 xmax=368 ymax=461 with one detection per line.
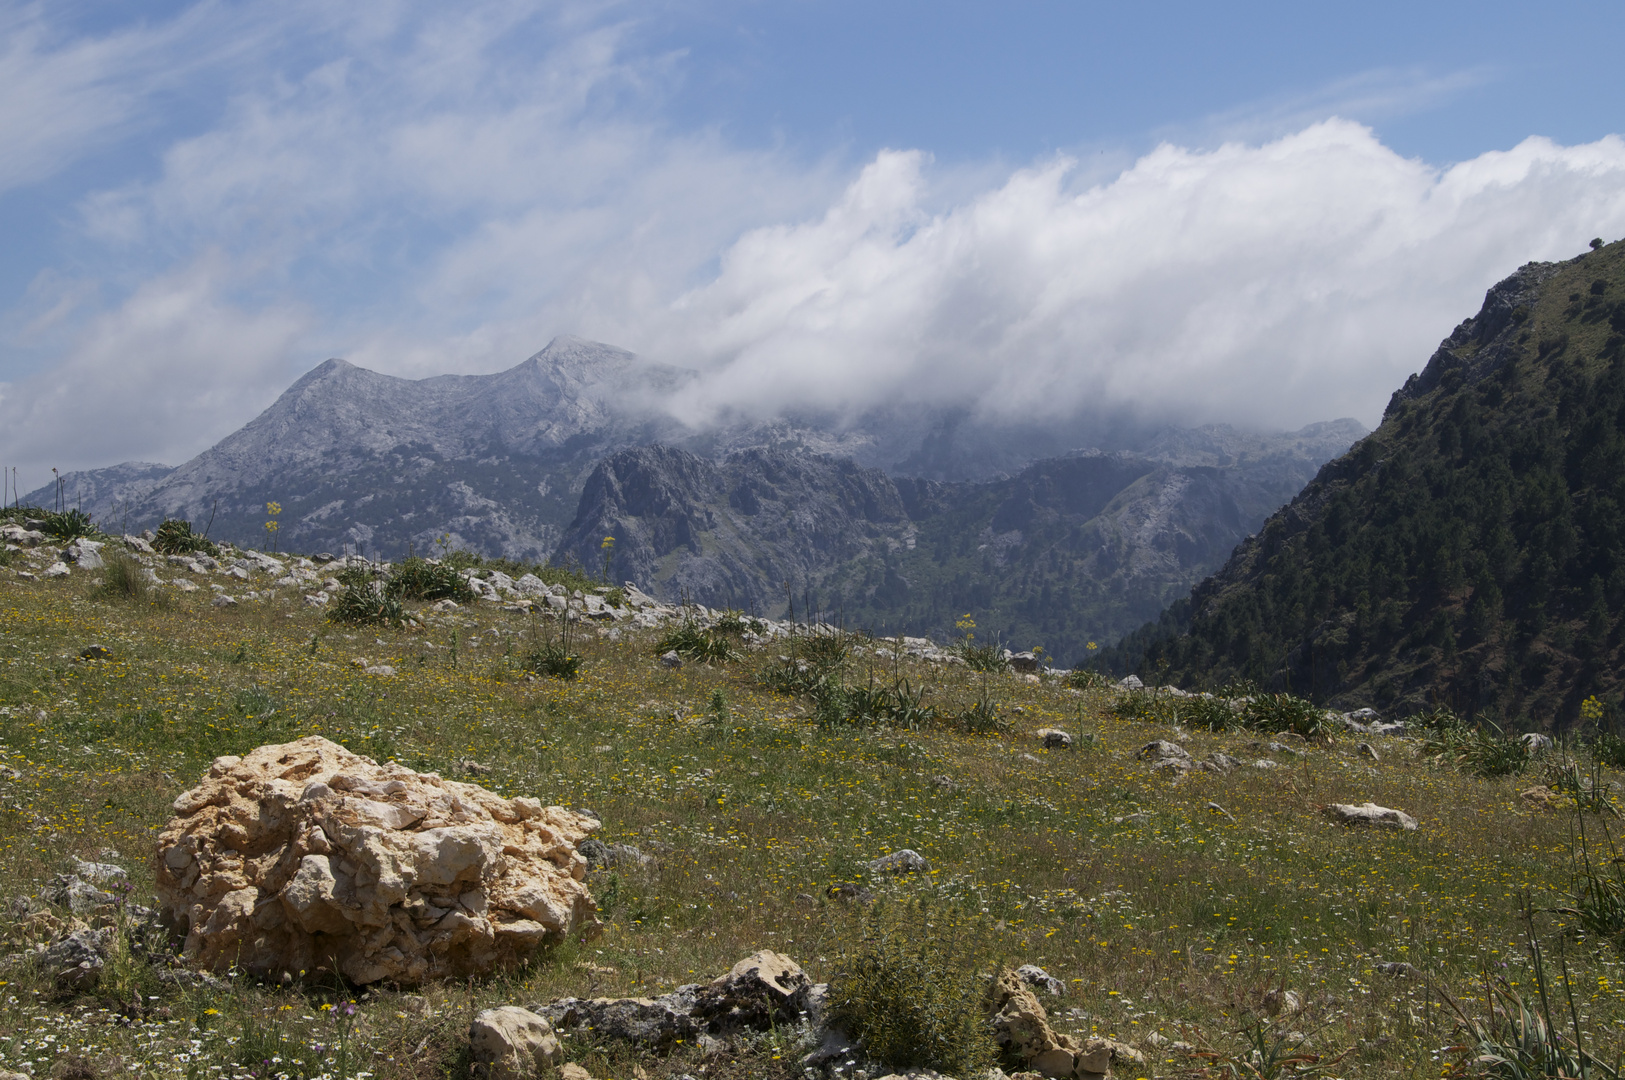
xmin=1101 ymin=239 xmax=1625 ymax=725
xmin=556 ymin=420 xmax=1362 ymax=663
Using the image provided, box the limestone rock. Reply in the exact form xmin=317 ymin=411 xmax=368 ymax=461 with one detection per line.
xmin=43 ymin=562 xmax=70 ymax=579
xmin=538 ymin=951 xmax=813 ymax=1048
xmin=1037 ymin=729 xmax=1073 ymax=750
xmin=153 ymin=736 xmax=599 ymax=985
xmin=867 ymin=848 xmax=930 ymax=875
xmin=1325 ymin=802 xmax=1417 ymax=831
xmin=469 ymin=1006 xmax=560 ymax=1080
xmin=985 ymin=969 xmax=1142 ymax=1078
xmin=1137 ymin=740 xmax=1189 ymax=762
xmin=63 ymin=539 xmax=104 ymax=569
xmin=1017 ymin=964 xmax=1065 ymax=996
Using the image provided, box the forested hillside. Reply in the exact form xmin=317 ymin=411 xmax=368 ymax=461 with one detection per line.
xmin=1102 ymin=239 xmax=1625 ymax=727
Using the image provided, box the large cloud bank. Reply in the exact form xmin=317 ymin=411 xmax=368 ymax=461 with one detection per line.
xmin=1 ymin=2 xmax=1624 ymax=483
xmin=658 ymin=122 xmax=1625 ymax=429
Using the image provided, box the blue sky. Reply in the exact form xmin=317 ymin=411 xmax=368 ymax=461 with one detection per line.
xmin=2 ymin=1 xmax=1624 ymax=482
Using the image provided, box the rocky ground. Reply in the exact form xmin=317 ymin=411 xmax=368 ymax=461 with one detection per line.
xmin=2 ymin=529 xmax=1624 ymax=1079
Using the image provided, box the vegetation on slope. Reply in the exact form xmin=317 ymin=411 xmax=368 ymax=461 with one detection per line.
xmin=5 ymin=560 xmax=1625 ymax=1075
xmin=1102 ymin=238 xmax=1625 ymax=728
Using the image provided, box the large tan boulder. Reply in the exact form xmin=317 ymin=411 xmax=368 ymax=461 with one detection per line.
xmin=153 ymin=736 xmax=599 ymax=985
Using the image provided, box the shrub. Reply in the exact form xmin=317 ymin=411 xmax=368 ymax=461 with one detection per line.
xmin=95 ymin=549 xmax=162 ymax=607
xmin=757 ymin=655 xmax=828 ymax=696
xmin=655 ymin=623 xmax=741 ymax=664
xmin=1114 ymin=688 xmax=1176 ymax=726
xmin=1068 ymin=667 xmax=1111 ymax=691
xmin=954 ymin=697 xmax=1008 ymax=735
xmin=810 ymin=677 xmax=938 ymax=730
xmin=153 ymin=518 xmax=218 ymax=557
xmin=712 ymin=608 xmax=764 ymax=636
xmin=826 ymin=898 xmax=998 ymax=1077
xmin=797 ymin=630 xmax=851 ymax=669
xmin=1240 ymin=693 xmax=1330 ymax=738
xmin=40 ymin=508 xmax=98 ymax=541
xmin=1592 ymin=731 xmax=1625 ymax=770
xmin=327 ymin=580 xmax=404 ymax=626
xmin=385 ymin=557 xmax=473 ymax=603
xmin=1181 ymin=695 xmax=1238 ymax=732
xmin=523 ymin=640 xmax=581 ymax=681
xmin=956 ymin=640 xmax=1008 ymax=673
xmin=524 ymin=619 xmax=582 ymax=681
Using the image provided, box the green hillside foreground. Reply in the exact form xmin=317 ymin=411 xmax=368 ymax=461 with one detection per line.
xmin=1105 ymin=238 xmax=1625 ymax=727
xmin=3 ymin=563 xmax=1625 ymax=1076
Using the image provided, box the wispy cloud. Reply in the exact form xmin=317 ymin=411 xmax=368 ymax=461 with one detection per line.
xmin=1 ymin=3 xmax=1623 ymax=486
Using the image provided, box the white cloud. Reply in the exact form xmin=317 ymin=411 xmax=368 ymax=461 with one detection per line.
xmin=652 ymin=121 xmax=1625 ymax=431
xmin=3 ymin=3 xmax=1625 ymax=484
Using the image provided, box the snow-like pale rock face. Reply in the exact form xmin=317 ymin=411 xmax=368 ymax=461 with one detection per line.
xmin=154 ymin=736 xmax=599 ymax=985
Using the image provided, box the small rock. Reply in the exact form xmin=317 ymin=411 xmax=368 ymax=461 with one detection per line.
xmin=1376 ymin=960 xmax=1419 ymax=977
xmin=1521 ymin=733 xmax=1554 ymax=753
xmin=363 ymin=665 xmax=395 ymax=676
xmin=303 ymin=592 xmax=329 ymax=607
xmin=1261 ymin=988 xmax=1302 ymax=1016
xmin=660 ymin=650 xmax=683 ymax=668
xmin=559 ymin=1065 xmax=593 ymax=1080
xmin=1016 ymin=964 xmax=1065 ymax=996
xmin=225 ymin=566 xmax=250 ymax=581
xmin=468 ymin=1006 xmax=560 ymax=1080
xmin=1118 ymin=674 xmax=1144 ymax=689
xmin=63 ymin=539 xmax=105 ymax=569
xmin=43 ymin=562 xmax=70 ymax=579
xmin=78 ymin=644 xmax=112 ymax=661
xmin=122 ymin=534 xmax=155 ymax=554
xmin=1138 ymin=739 xmax=1190 ymax=761
xmin=1326 ymin=802 xmax=1418 ymax=831
xmin=826 ymin=882 xmax=873 ymax=903
xmin=1205 ymin=752 xmax=1243 ymax=773
xmin=38 ymin=926 xmax=116 ymax=989
xmin=1519 ymin=785 xmax=1561 ymax=810
xmin=868 ymin=848 xmax=930 ymax=875
xmin=211 ymin=594 xmax=238 ymax=608
xmin=1010 ymin=652 xmax=1041 ymax=673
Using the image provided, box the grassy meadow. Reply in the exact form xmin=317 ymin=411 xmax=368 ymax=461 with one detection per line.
xmin=1 ymin=563 xmax=1624 ymax=1079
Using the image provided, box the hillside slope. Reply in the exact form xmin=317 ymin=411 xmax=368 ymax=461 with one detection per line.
xmin=1102 ymin=239 xmax=1625 ymax=726
xmin=556 ymin=420 xmax=1361 ymax=662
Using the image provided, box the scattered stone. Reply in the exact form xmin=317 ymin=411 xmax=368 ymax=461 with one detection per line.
xmin=122 ymin=534 xmax=156 ymax=554
xmin=1017 ymin=964 xmax=1065 ymax=996
xmin=225 ymin=566 xmax=250 ymax=581
xmin=1376 ymin=961 xmax=1419 ymax=978
xmin=826 ymin=882 xmax=873 ymax=903
xmin=363 ymin=665 xmax=396 ymax=676
xmin=1261 ymin=988 xmax=1303 ymax=1016
xmin=659 ymin=650 xmax=683 ymax=668
xmin=303 ymin=593 xmax=329 ymax=607
xmin=1010 ymin=652 xmax=1041 ymax=673
xmin=867 ymin=848 xmax=930 ymax=875
xmin=42 ymin=562 xmax=70 ymax=579
xmin=62 ymin=539 xmax=105 ymax=569
xmin=1519 ymin=785 xmax=1562 ymax=810
xmin=1521 ymin=733 xmax=1554 ymax=753
xmin=78 ymin=644 xmax=112 ymax=661
xmin=1252 ymin=759 xmax=1280 ymax=770
xmin=1150 ymin=757 xmax=1193 ymax=778
xmin=559 ymin=1066 xmax=593 ymax=1080
xmin=537 ymin=951 xmax=813 ymax=1049
xmin=35 ymin=926 xmax=116 ymax=989
xmin=1205 ymin=752 xmax=1243 ymax=773
xmin=468 ymin=1006 xmax=560 ymax=1080
xmin=1118 ymin=675 xmax=1144 ymax=690
xmin=985 ymin=968 xmax=1144 ymax=1078
xmin=1138 ymin=740 xmax=1190 ymax=762
xmin=578 ymin=839 xmax=654 ymax=871
xmin=42 ymin=857 xmax=128 ymax=913
xmin=1325 ymin=802 xmax=1418 ymax=831
xmin=211 ymin=594 xmax=238 ymax=608
xmin=153 ymin=736 xmax=600 ymax=984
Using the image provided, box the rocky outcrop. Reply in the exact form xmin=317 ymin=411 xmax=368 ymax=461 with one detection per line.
xmin=985 ymin=968 xmax=1144 ymax=1078
xmin=153 ymin=736 xmax=599 ymax=985
xmin=1325 ymin=802 xmax=1418 ymax=831
xmin=536 ymin=950 xmax=815 ymax=1049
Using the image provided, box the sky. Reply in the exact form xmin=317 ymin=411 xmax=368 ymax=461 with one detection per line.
xmin=2 ymin=0 xmax=1625 ymax=487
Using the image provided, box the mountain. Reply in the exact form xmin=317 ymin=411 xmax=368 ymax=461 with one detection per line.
xmin=555 ymin=419 xmax=1363 ymax=663
xmin=1100 ymin=239 xmax=1625 ymax=726
xmin=28 ymin=334 xmax=1360 ymax=569
xmin=27 ymin=337 xmax=695 ymax=559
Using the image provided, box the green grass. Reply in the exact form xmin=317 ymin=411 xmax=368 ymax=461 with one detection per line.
xmin=3 ymin=565 xmax=1625 ymax=1077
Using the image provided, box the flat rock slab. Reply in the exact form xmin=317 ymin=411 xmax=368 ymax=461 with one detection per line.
xmin=1326 ymin=802 xmax=1418 ymax=831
